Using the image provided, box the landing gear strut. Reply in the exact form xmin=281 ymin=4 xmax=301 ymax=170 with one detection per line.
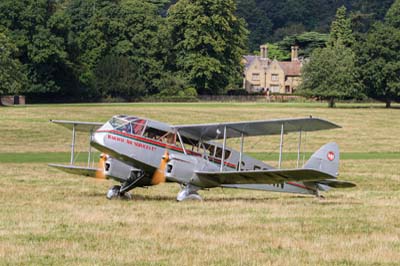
xmin=106 ymin=185 xmax=132 ymax=200
xmin=106 ymin=170 xmax=145 ymax=200
xmin=176 ymin=184 xmax=202 ymax=201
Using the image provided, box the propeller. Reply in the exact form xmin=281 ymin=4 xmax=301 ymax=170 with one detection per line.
xmin=95 ymin=153 xmax=107 ymax=179
xmin=151 ymin=150 xmax=170 ymax=185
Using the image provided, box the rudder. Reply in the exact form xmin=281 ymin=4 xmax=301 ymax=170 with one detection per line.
xmin=303 ymin=142 xmax=339 ymax=177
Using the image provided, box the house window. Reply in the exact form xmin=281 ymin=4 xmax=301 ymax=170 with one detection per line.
xmin=285 ymin=86 xmax=291 ymax=93
xmin=252 ymin=73 xmax=260 ymax=81
xmin=270 ymin=85 xmax=280 ymax=93
xmin=271 ymin=74 xmax=279 ymax=81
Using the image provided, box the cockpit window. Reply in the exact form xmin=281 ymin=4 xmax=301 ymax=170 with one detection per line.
xmin=132 ymin=119 xmax=146 ymax=135
xmin=109 ymin=116 xmax=146 ymax=136
xmin=110 ymin=117 xmax=127 ymax=129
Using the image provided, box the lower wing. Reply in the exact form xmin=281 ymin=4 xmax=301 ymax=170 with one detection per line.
xmin=48 ymin=163 xmax=125 ymax=182
xmin=195 ymin=168 xmax=340 ymax=187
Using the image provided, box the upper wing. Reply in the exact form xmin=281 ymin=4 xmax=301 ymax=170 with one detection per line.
xmin=172 ymin=117 xmax=340 ymax=141
xmin=195 ymin=168 xmax=336 ymax=187
xmin=50 ymin=120 xmax=104 ymax=132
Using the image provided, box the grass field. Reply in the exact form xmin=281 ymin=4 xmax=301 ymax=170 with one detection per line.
xmin=0 ymin=102 xmax=399 ymax=265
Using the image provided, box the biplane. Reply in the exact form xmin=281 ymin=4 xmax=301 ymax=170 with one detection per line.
xmin=49 ymin=115 xmax=355 ymax=201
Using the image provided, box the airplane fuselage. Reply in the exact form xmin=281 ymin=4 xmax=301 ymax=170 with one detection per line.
xmin=91 ymin=116 xmax=317 ymax=195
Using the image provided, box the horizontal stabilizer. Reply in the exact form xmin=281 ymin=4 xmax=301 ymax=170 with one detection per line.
xmin=316 ymin=179 xmax=356 ymax=188
xmin=195 ymin=168 xmax=336 ymax=188
xmin=48 ymin=164 xmax=100 ymax=178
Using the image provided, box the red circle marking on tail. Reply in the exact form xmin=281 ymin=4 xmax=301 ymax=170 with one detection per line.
xmin=327 ymin=151 xmax=335 ymax=161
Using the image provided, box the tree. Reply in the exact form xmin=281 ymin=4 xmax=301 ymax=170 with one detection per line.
xmin=236 ymin=0 xmax=272 ymax=52
xmin=299 ymin=44 xmax=361 ymax=107
xmin=67 ymin=0 xmax=164 ymax=96
xmin=385 ymin=0 xmax=400 ymax=28
xmin=265 ymin=43 xmax=290 ymax=61
xmin=94 ymin=55 xmax=146 ymax=99
xmin=166 ymin=0 xmax=248 ymax=94
xmin=328 ymin=6 xmax=355 ymax=47
xmin=356 ymin=22 xmax=400 ymax=108
xmin=0 ymin=31 xmax=26 ymax=97
xmin=278 ymin=31 xmax=329 ymax=58
xmin=0 ymin=0 xmax=73 ymax=97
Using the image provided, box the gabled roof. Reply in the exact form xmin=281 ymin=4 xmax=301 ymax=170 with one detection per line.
xmin=243 ymin=55 xmax=271 ymax=70
xmin=278 ymin=60 xmax=302 ymax=76
xmin=243 ymin=55 xmax=257 ymax=68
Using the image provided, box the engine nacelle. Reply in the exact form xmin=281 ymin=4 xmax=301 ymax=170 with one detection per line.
xmin=104 ymin=156 xmax=137 ymax=182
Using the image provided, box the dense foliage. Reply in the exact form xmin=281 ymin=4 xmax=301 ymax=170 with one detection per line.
xmin=166 ymin=0 xmax=247 ymax=94
xmin=0 ymin=0 xmax=399 ymax=106
xmin=355 ymin=0 xmax=400 ymax=107
xmin=0 ymin=31 xmax=26 ymax=96
xmin=299 ymin=44 xmax=360 ymax=107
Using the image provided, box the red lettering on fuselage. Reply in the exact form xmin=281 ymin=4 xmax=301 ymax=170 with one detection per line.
xmin=133 ymin=141 xmax=156 ymax=151
xmin=107 ymin=134 xmax=156 ymax=151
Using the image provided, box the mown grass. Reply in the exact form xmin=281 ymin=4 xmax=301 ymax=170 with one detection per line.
xmin=0 ymin=102 xmax=399 ymax=265
xmin=1 ymin=101 xmax=400 ymax=154
xmin=1 ymin=151 xmax=400 ymax=164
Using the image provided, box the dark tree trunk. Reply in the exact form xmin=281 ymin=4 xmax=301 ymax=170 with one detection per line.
xmin=385 ymin=99 xmax=391 ymax=108
xmin=328 ymin=97 xmax=336 ymax=108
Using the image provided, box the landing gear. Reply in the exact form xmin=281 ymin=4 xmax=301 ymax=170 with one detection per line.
xmin=106 ymin=170 xmax=145 ymax=200
xmin=106 ymin=185 xmax=132 ymax=200
xmin=176 ymin=184 xmax=202 ymax=201
xmin=315 ymin=189 xmax=325 ymax=199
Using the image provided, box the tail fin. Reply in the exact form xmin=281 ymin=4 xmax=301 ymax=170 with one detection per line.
xmin=303 ymin=142 xmax=339 ymax=178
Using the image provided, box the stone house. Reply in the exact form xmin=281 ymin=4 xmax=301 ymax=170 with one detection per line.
xmin=243 ymin=45 xmax=302 ymax=94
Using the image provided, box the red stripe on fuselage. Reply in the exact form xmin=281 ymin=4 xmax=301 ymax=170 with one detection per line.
xmin=96 ymin=130 xmax=237 ymax=168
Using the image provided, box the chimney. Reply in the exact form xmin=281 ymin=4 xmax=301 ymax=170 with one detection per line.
xmin=291 ymin=45 xmax=299 ymax=61
xmin=260 ymin=44 xmax=268 ymax=59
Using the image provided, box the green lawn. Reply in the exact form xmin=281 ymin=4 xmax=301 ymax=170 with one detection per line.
xmin=2 ymin=151 xmax=400 ymax=164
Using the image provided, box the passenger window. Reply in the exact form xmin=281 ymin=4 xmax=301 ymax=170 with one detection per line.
xmin=213 ymin=147 xmax=231 ymax=160
xmin=159 ymin=132 xmax=176 ymax=144
xmin=143 ymin=127 xmax=167 ymax=141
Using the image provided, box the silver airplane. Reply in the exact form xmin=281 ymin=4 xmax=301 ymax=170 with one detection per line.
xmin=49 ymin=115 xmax=356 ymax=201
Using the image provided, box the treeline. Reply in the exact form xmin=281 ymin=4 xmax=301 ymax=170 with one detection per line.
xmin=0 ymin=0 xmax=398 ymax=104
xmin=0 ymin=0 xmax=247 ymax=101
xmin=299 ymin=2 xmax=400 ymax=107
xmin=235 ymin=0 xmax=394 ymax=51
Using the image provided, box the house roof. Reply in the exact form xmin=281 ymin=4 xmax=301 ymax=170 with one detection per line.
xmin=243 ymin=55 xmax=271 ymax=70
xmin=278 ymin=60 xmax=302 ymax=76
xmin=243 ymin=55 xmax=257 ymax=68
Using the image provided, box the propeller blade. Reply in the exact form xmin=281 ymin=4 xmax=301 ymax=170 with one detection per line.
xmin=95 ymin=153 xmax=107 ymax=179
xmin=152 ymin=150 xmax=169 ymax=185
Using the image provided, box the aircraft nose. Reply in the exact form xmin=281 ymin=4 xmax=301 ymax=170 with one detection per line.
xmin=91 ymin=131 xmax=105 ymax=146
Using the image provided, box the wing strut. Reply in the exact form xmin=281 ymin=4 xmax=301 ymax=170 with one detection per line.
xmin=220 ymin=126 xmax=227 ymax=172
xmin=176 ymin=130 xmax=187 ymax=155
xmin=88 ymin=129 xmax=93 ymax=167
xmin=297 ymin=130 xmax=302 ymax=168
xmin=70 ymin=124 xmax=76 ymax=165
xmin=278 ymin=123 xmax=284 ymax=168
xmin=238 ymin=133 xmax=244 ymax=171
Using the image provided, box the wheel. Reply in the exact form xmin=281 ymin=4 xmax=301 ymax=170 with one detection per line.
xmin=106 ymin=185 xmax=121 ymax=200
